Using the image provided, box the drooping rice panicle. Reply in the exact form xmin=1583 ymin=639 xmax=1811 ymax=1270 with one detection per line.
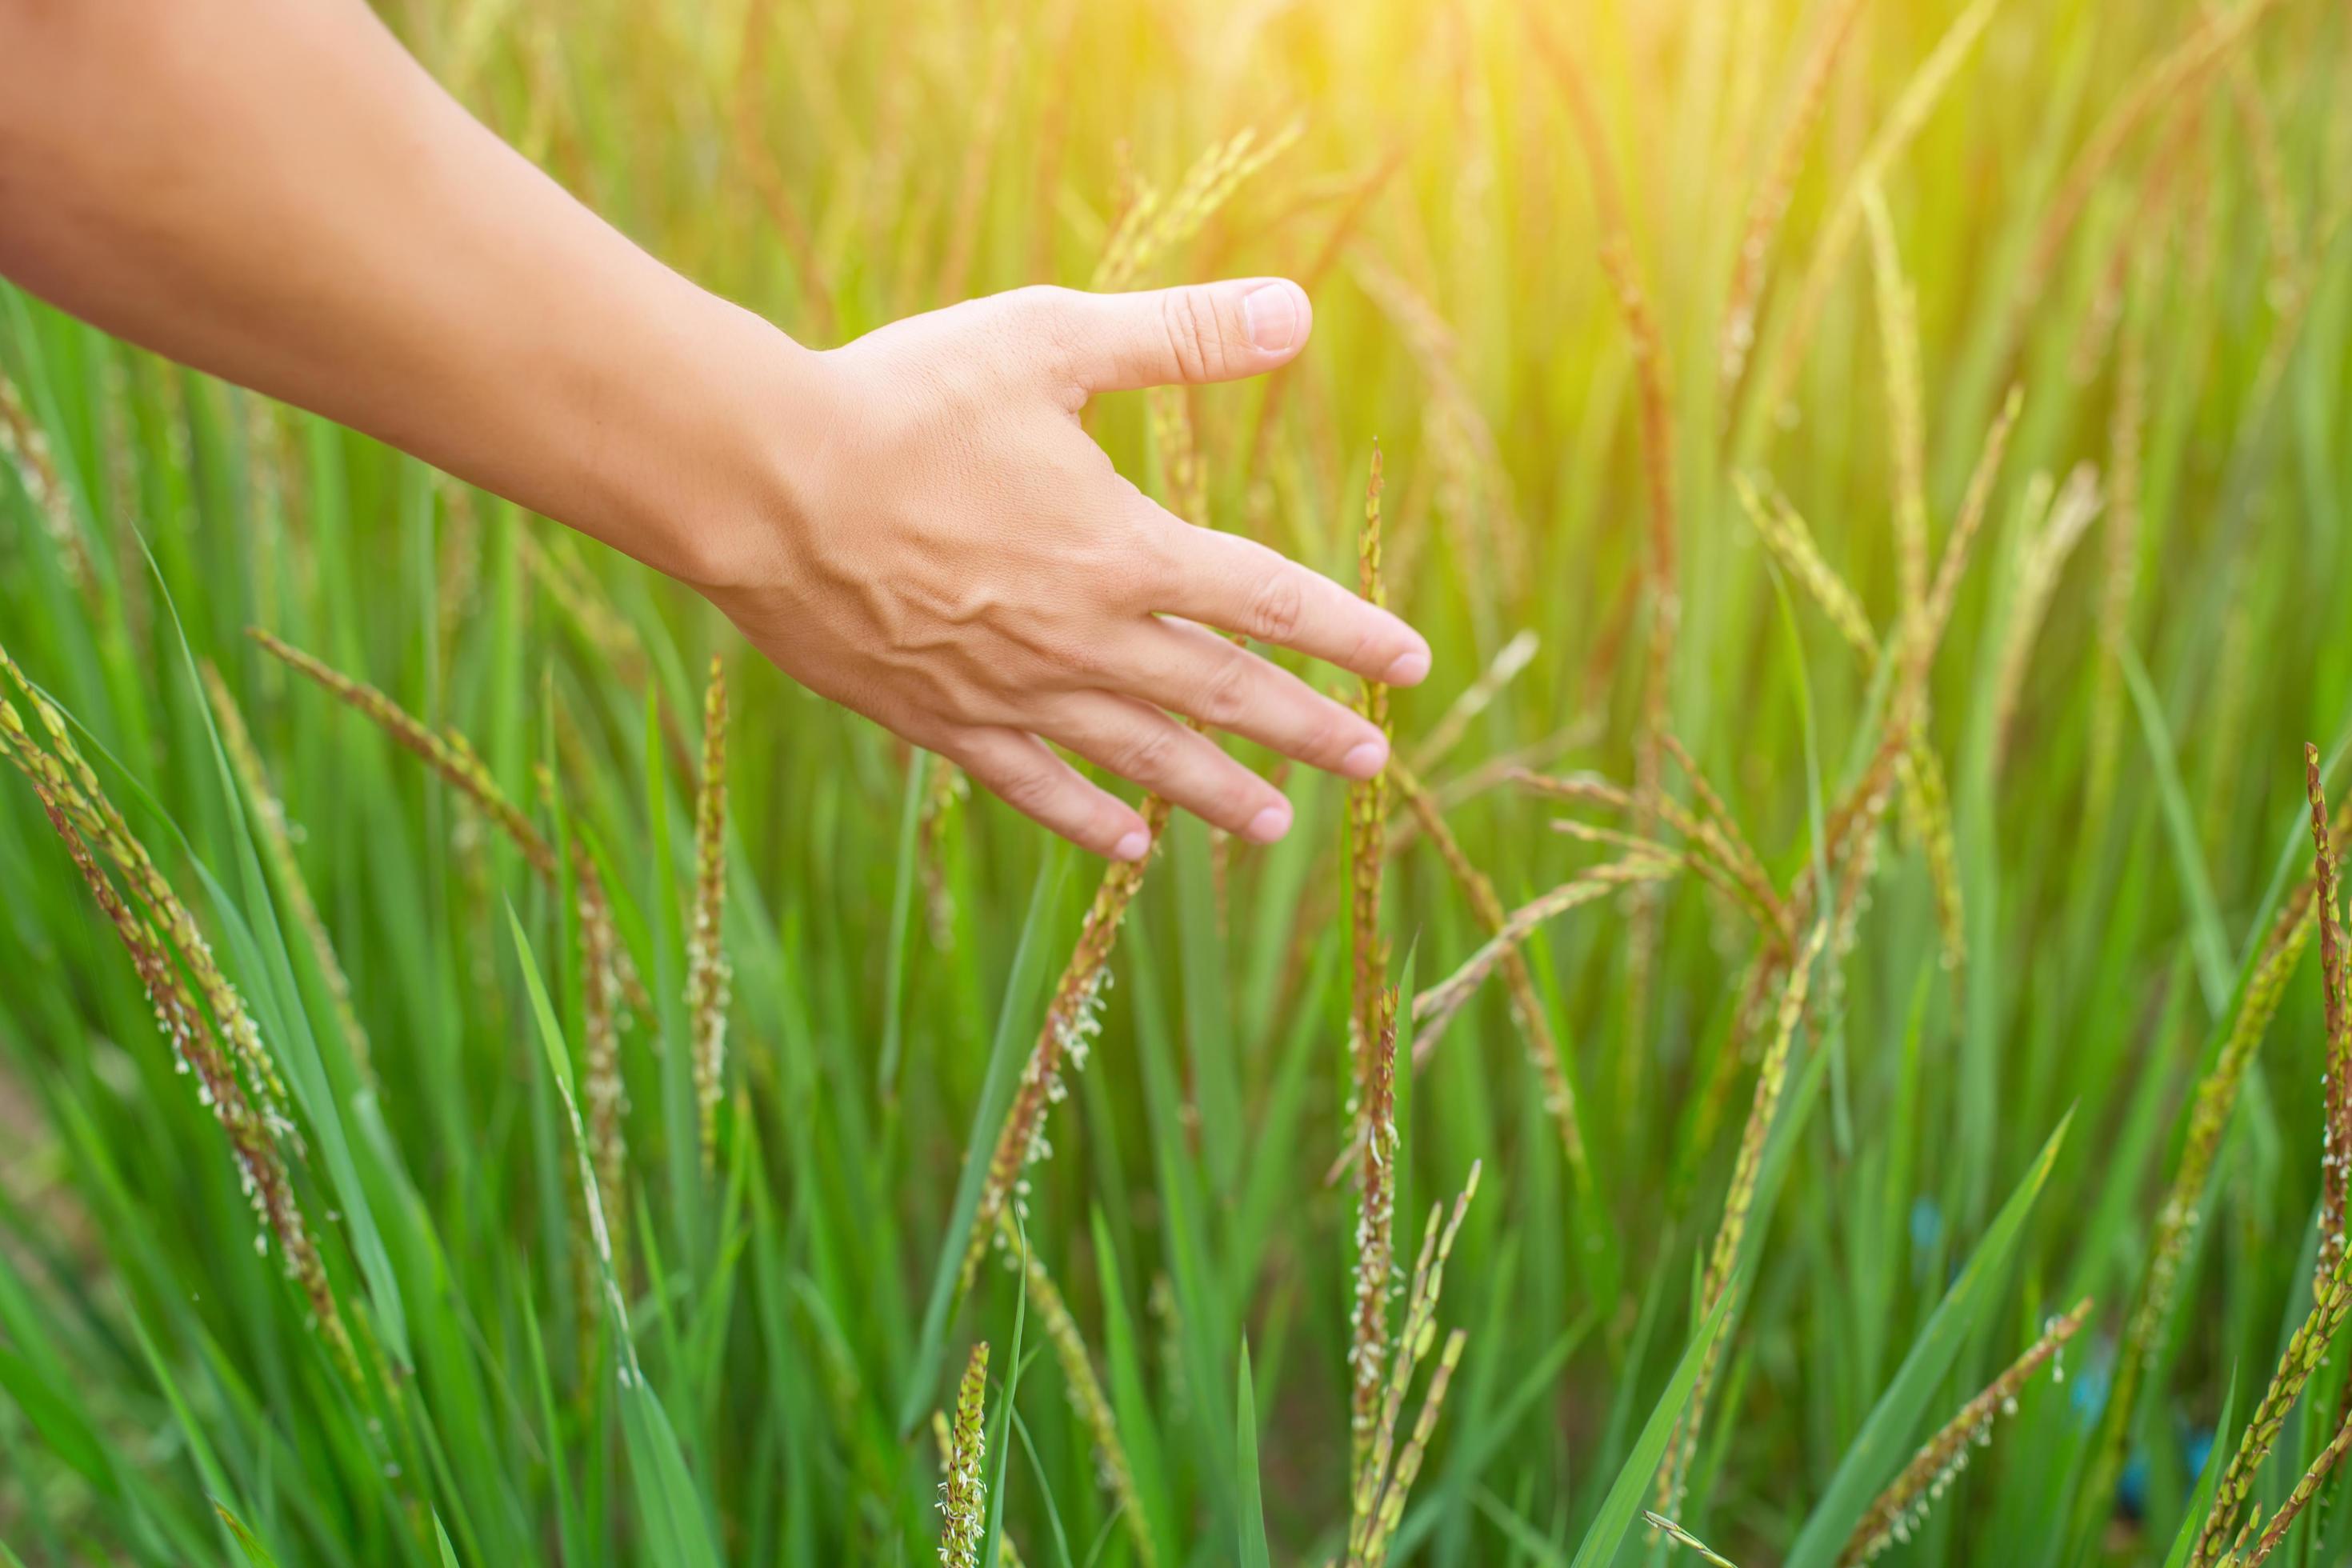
xmin=1990 ymin=466 xmax=2103 ymax=772
xmin=1348 ymin=986 xmax=1400 ymax=1489
xmin=1716 ymin=0 xmax=1870 ymax=395
xmin=1090 ymin=121 xmax=1302 ymax=293
xmin=2307 ymin=744 xmax=2351 ymax=1282
xmin=1392 ymin=759 xmax=1586 ymax=1183
xmin=1 ymin=643 xmax=296 ymax=1134
xmin=1918 ymin=384 xmax=2026 ymax=679
xmin=958 ymin=794 xmax=1169 ymax=1296
xmin=1734 ymin=474 xmax=1880 ymax=666
xmin=1529 ymin=12 xmax=1679 ymax=1081
xmin=1660 ymin=733 xmax=1792 ymax=944
xmin=1838 ymin=1298 xmax=2093 ymax=1566
xmin=1410 ymin=628 xmax=1539 ymax=773
xmin=1646 ymin=1510 xmax=1743 ymax=1566
xmin=1660 ymin=922 xmax=1826 ymax=1517
xmin=0 ymin=694 xmax=357 ymax=1386
xmin=0 ymin=370 xmax=98 ymax=598
xmin=1410 ymin=857 xmax=1681 ymax=1050
xmin=1349 ymin=1164 xmax=1480 ymax=1566
xmin=938 ymin=1342 xmax=990 ymax=1568
xmin=2190 ymin=1244 xmax=2352 ymax=1568
xmin=202 ymin=661 xmax=373 ymax=1077
xmin=1861 ymin=182 xmax=1930 ymax=642
xmin=1513 ymin=766 xmax=1786 ymax=948
xmin=687 ymin=656 xmax=733 ymax=1174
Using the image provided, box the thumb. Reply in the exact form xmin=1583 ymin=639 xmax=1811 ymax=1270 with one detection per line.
xmin=1063 ymin=278 xmax=1312 ymax=394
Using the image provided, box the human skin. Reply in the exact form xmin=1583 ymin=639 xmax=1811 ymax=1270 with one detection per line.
xmin=0 ymin=0 xmax=1431 ymax=862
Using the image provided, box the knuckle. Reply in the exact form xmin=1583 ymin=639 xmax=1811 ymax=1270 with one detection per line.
xmin=1111 ymin=722 xmax=1180 ymax=781
xmin=1246 ymin=564 xmax=1307 ymax=644
xmin=1195 ymin=651 xmax=1255 ymax=730
xmin=994 ymin=760 xmax=1063 ymax=818
xmin=1158 ymin=289 xmax=1222 ymax=383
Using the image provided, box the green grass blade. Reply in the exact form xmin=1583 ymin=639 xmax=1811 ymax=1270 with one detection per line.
xmin=1566 ymin=1287 xmax=1735 ymax=1568
xmin=1236 ymin=1340 xmax=1272 ymax=1568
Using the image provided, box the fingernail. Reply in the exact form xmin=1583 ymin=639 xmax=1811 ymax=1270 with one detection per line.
xmin=1112 ymin=829 xmax=1152 ymax=862
xmin=1244 ymin=801 xmax=1293 ymax=844
xmin=1242 ymin=282 xmax=1305 ymax=352
xmin=1382 ymin=647 xmax=1431 ymax=685
xmin=1341 ymin=738 xmax=1389 ymax=779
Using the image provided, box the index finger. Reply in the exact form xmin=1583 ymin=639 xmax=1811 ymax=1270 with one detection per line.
xmin=1145 ymin=520 xmax=1430 ymax=686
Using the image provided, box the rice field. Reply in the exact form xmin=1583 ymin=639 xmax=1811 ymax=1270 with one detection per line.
xmin=3 ymin=0 xmax=2351 ymax=1562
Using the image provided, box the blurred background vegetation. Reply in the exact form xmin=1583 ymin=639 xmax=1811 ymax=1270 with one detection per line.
xmin=2 ymin=0 xmax=2350 ymax=1562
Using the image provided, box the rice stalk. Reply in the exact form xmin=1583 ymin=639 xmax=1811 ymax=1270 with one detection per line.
xmin=1528 ymin=9 xmax=1680 ymax=1082
xmin=1411 ymin=629 xmax=1539 ymax=774
xmin=930 ymin=1410 xmax=1026 ymax=1568
xmin=1918 ymin=385 xmax=2026 ymax=678
xmin=992 ymin=1213 xmax=1155 ymax=1568
xmin=1861 ymin=182 xmax=1930 ymax=640
xmin=2086 ymin=308 xmax=2147 ymax=822
xmin=919 ymin=754 xmax=967 ymax=949
xmin=1716 ymin=0 xmax=1871 ymax=396
xmin=1750 ymin=0 xmax=2002 ymax=438
xmin=1348 ymin=986 xmax=1401 ymax=1493
xmin=1090 ymin=122 xmax=1302 ymax=293
xmin=1347 ymin=1163 xmax=1480 ymax=1566
xmin=1391 ymin=758 xmax=1586 ymax=1185
xmin=687 ymin=656 xmax=733 ymax=1175
xmin=1645 ymin=1510 xmax=1742 ymax=1566
xmin=730 ymin=0 xmax=837 ymax=341
xmin=2235 ymin=1406 xmax=2352 ymax=1567
xmin=1990 ymin=466 xmax=2104 ymax=773
xmin=1659 ymin=922 xmax=1826 ymax=1518
xmin=2190 ymin=1245 xmax=2352 ymax=1568
xmin=1410 ymin=857 xmax=1681 ymax=1050
xmin=958 ymin=794 xmax=1168 ymax=1296
xmin=938 ymin=1342 xmax=990 ymax=1568
xmin=0 ymin=370 xmax=98 ymax=598
xmin=2307 ymin=744 xmax=2351 ymax=1283
xmin=1734 ymin=474 xmax=1881 ymax=666
xmin=202 ymin=661 xmax=373 ymax=1077
xmin=1 ymin=644 xmax=296 ymax=1133
xmin=0 ymin=690 xmax=356 ymax=1386
xmin=1837 ymin=1298 xmax=2092 ymax=1566
xmin=937 ymin=21 xmax=1015 ymax=304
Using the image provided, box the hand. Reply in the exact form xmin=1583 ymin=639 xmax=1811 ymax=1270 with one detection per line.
xmin=703 ymin=278 xmax=1431 ymax=862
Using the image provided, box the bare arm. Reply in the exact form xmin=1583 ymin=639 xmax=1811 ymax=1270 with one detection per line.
xmin=0 ymin=0 xmax=1429 ymax=858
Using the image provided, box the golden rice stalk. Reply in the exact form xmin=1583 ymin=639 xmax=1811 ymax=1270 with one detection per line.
xmin=2308 ymin=744 xmax=2352 ymax=1283
xmin=1090 ymin=122 xmax=1302 ymax=293
xmin=938 ymin=1342 xmax=990 ymax=1568
xmin=1411 ymin=629 xmax=1539 ymax=774
xmin=1861 ymin=183 xmax=1930 ymax=641
xmin=1753 ymin=0 xmax=2001 ymax=436
xmin=2238 ymin=1407 xmax=2352 ymax=1567
xmin=0 ymin=371 xmax=98 ymax=598
xmin=1349 ymin=989 xmax=1402 ymax=1488
xmin=1838 ymin=1298 xmax=2093 ymax=1566
xmin=1990 ymin=466 xmax=2104 ymax=772
xmin=0 ymin=696 xmax=357 ymax=1387
xmin=730 ymin=0 xmax=837 ymax=342
xmin=577 ymin=857 xmax=629 ymax=1277
xmin=1392 ymin=759 xmax=1586 ymax=1185
xmin=958 ymin=794 xmax=1170 ymax=1297
xmin=688 ymin=657 xmax=733 ymax=1175
xmin=2190 ymin=1245 xmax=2352 ymax=1568
xmin=1735 ymin=475 xmax=1880 ymax=666
xmin=1659 ymin=922 xmax=1826 ymax=1517
xmin=1918 ymin=385 xmax=2026 ymax=682
xmin=1410 ymin=857 xmax=1681 ymax=1050
xmin=937 ymin=21 xmax=1015 ymax=305
xmin=993 ymin=1214 xmax=1154 ymax=1568
xmin=202 ymin=662 xmax=373 ymax=1077
xmin=1348 ymin=1164 xmax=1481 ymax=1566
xmin=1660 ymin=734 xmax=1790 ymax=940
xmin=1528 ymin=13 xmax=1680 ymax=1072
xmin=0 ymin=645 xmax=295 ymax=1133
xmin=1716 ymin=0 xmax=1871 ymax=394
xmin=1646 ymin=1511 xmax=1742 ymax=1566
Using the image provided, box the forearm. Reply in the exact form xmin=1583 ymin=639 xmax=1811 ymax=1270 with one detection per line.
xmin=0 ymin=0 xmax=805 ymax=586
